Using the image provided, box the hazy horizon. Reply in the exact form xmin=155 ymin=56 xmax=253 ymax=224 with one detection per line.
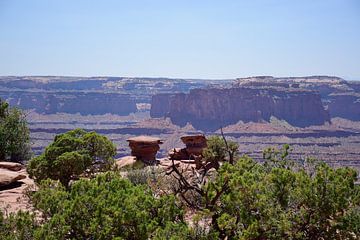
xmin=0 ymin=74 xmax=359 ymax=81
xmin=1 ymin=0 xmax=359 ymax=79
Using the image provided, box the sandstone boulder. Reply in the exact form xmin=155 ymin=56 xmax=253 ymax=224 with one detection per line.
xmin=0 ymin=169 xmax=26 ymax=187
xmin=0 ymin=162 xmax=25 ymax=171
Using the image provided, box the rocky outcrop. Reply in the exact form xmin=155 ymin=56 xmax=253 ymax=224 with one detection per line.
xmin=180 ymin=135 xmax=207 ymax=156
xmin=0 ymin=162 xmax=25 ymax=172
xmin=0 ymin=169 xmax=26 ymax=187
xmin=0 ymin=163 xmax=35 ymax=213
xmin=127 ymin=136 xmax=163 ymax=163
xmin=151 ymin=87 xmax=330 ymax=131
xmin=169 ymin=135 xmax=207 ymax=160
xmin=0 ymin=91 xmax=137 ymax=115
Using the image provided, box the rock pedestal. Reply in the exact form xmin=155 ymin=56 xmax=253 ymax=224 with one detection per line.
xmin=127 ymin=136 xmax=163 ymax=163
xmin=181 ymin=135 xmax=207 ymax=157
xmin=169 ymin=135 xmax=207 ymax=160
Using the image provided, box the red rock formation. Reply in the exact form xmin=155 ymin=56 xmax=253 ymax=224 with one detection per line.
xmin=168 ymin=135 xmax=207 ymax=160
xmin=180 ymin=135 xmax=207 ymax=156
xmin=127 ymin=136 xmax=163 ymax=163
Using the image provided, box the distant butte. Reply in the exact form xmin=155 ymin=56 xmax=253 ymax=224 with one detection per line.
xmin=151 ymin=76 xmax=360 ymax=131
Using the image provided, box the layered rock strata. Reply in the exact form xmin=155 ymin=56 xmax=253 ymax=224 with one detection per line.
xmin=151 ymin=87 xmax=330 ymax=131
xmin=127 ymin=136 xmax=163 ymax=163
xmin=169 ymin=135 xmax=207 ymax=160
xmin=0 ymin=91 xmax=137 ymax=115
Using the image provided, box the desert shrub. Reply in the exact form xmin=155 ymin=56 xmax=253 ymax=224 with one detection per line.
xmin=199 ymin=155 xmax=360 ymax=239
xmin=126 ymin=166 xmax=159 ymax=185
xmin=30 ymin=172 xmax=187 ymax=239
xmin=0 ymin=99 xmax=31 ymax=162
xmin=27 ymin=128 xmax=116 ymax=187
xmin=203 ymin=136 xmax=227 ymax=163
xmin=0 ymin=210 xmax=39 ymax=240
xmin=203 ymin=135 xmax=239 ymax=165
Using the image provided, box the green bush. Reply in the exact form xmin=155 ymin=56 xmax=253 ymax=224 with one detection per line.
xmin=200 ymin=156 xmax=360 ymax=239
xmin=203 ymin=136 xmax=239 ymax=165
xmin=30 ymin=172 xmax=187 ymax=239
xmin=0 ymin=99 xmax=31 ymax=162
xmin=126 ymin=166 xmax=159 ymax=185
xmin=27 ymin=128 xmax=117 ymax=187
xmin=0 ymin=210 xmax=39 ymax=240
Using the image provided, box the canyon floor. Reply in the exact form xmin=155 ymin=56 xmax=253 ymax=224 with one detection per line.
xmin=27 ymin=111 xmax=360 ymax=176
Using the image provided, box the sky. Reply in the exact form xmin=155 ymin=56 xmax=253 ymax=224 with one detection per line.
xmin=0 ymin=0 xmax=359 ymax=79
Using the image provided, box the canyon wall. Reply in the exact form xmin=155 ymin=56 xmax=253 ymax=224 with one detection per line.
xmin=151 ymin=87 xmax=330 ymax=131
xmin=0 ymin=76 xmax=225 ymax=115
xmin=0 ymin=91 xmax=137 ymax=115
xmin=327 ymin=93 xmax=360 ymax=121
xmin=234 ymin=76 xmax=360 ymax=122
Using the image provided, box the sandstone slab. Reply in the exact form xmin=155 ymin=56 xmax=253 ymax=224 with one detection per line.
xmin=0 ymin=162 xmax=25 ymax=171
xmin=0 ymin=169 xmax=26 ymax=187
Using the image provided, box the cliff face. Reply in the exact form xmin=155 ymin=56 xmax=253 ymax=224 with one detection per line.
xmin=150 ymin=93 xmax=176 ymax=118
xmin=327 ymin=94 xmax=360 ymax=121
xmin=151 ymin=87 xmax=330 ymax=131
xmin=234 ymin=76 xmax=360 ymax=121
xmin=1 ymin=91 xmax=137 ymax=115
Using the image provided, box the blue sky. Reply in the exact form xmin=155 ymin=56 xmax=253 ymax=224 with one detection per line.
xmin=0 ymin=0 xmax=359 ymax=79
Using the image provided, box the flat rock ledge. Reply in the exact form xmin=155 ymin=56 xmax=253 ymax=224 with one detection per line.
xmin=0 ymin=169 xmax=26 ymax=187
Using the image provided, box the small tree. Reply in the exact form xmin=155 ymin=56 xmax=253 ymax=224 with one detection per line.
xmin=203 ymin=135 xmax=239 ymax=168
xmin=0 ymin=99 xmax=31 ymax=162
xmin=27 ymin=128 xmax=116 ymax=188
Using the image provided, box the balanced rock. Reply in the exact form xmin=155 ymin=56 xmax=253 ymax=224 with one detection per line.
xmin=180 ymin=134 xmax=207 ymax=156
xmin=127 ymin=136 xmax=163 ymax=163
xmin=168 ymin=135 xmax=207 ymax=161
xmin=0 ymin=169 xmax=26 ymax=187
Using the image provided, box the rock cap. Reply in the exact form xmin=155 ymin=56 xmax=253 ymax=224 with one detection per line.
xmin=127 ymin=136 xmax=163 ymax=144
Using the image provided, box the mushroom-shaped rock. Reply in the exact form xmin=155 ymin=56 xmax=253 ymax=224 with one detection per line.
xmin=180 ymin=134 xmax=207 ymax=156
xmin=127 ymin=136 xmax=163 ymax=163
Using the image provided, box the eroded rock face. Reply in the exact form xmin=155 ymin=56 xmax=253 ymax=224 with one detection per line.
xmin=181 ymin=135 xmax=207 ymax=156
xmin=127 ymin=136 xmax=163 ymax=163
xmin=151 ymin=87 xmax=330 ymax=131
xmin=168 ymin=135 xmax=207 ymax=160
xmin=0 ymin=91 xmax=137 ymax=115
xmin=327 ymin=94 xmax=360 ymax=121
